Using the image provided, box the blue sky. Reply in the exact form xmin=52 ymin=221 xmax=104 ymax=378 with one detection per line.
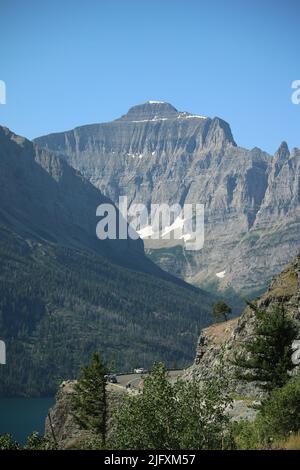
xmin=0 ymin=0 xmax=299 ymax=153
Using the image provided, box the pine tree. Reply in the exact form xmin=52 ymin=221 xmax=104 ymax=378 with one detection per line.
xmin=234 ymin=303 xmax=297 ymax=391
xmin=213 ymin=300 xmax=232 ymax=323
xmin=72 ymin=353 xmax=107 ymax=445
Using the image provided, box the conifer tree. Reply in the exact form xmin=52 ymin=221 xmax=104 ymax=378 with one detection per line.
xmin=213 ymin=300 xmax=232 ymax=322
xmin=235 ymin=303 xmax=297 ymax=391
xmin=72 ymin=353 xmax=107 ymax=445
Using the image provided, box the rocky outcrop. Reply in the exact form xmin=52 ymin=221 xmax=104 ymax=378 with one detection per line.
xmin=186 ymin=252 xmax=300 ymax=398
xmin=45 ymin=380 xmax=127 ymax=449
xmin=34 ymin=102 xmax=300 ymax=297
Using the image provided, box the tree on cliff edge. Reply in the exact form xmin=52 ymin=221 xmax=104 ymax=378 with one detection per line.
xmin=212 ymin=300 xmax=232 ymax=323
xmin=72 ymin=352 xmax=107 ymax=445
xmin=234 ymin=303 xmax=297 ymax=391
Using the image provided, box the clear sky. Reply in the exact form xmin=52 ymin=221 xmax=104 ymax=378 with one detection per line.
xmin=0 ymin=0 xmax=299 ymax=153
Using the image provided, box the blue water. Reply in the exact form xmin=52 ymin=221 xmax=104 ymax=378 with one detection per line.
xmin=0 ymin=397 xmax=54 ymax=444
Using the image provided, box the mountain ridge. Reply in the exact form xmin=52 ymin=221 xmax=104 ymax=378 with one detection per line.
xmin=34 ymin=102 xmax=300 ymax=298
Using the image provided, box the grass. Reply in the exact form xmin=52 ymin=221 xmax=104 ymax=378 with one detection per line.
xmin=266 ymin=268 xmax=298 ymax=299
xmin=274 ymin=433 xmax=300 ymax=450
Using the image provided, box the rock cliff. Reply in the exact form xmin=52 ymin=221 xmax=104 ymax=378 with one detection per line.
xmin=34 ymin=102 xmax=300 ymax=297
xmin=186 ymin=251 xmax=300 ymax=398
xmin=45 ymin=380 xmax=127 ymax=449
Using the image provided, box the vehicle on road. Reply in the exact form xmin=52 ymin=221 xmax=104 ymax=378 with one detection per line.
xmin=134 ymin=368 xmax=146 ymax=374
xmin=105 ymin=374 xmax=118 ymax=384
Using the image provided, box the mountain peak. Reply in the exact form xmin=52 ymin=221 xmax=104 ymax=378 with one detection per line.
xmin=0 ymin=125 xmax=28 ymax=148
xmin=147 ymin=100 xmax=168 ymax=104
xmin=118 ymin=101 xmax=179 ymax=122
xmin=275 ymin=141 xmax=290 ymax=159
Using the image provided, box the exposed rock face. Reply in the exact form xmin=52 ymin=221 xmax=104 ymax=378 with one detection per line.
xmin=186 ymin=252 xmax=300 ymax=398
xmin=0 ymin=125 xmax=143 ymax=265
xmin=0 ymin=124 xmax=200 ymax=280
xmin=34 ymin=102 xmax=300 ymax=296
xmin=45 ymin=381 xmax=127 ymax=449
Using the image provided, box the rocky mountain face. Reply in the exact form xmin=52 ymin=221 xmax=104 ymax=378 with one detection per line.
xmin=185 ymin=251 xmax=300 ymax=398
xmin=34 ymin=102 xmax=300 ymax=298
xmin=44 ymin=381 xmax=127 ymax=449
xmin=0 ymin=126 xmax=215 ymax=396
xmin=0 ymin=126 xmax=144 ymax=272
xmin=0 ymin=125 xmax=201 ymax=282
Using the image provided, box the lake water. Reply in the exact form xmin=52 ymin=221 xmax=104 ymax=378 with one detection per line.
xmin=0 ymin=397 xmax=54 ymax=444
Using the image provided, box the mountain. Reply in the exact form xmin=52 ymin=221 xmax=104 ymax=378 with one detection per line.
xmin=0 ymin=125 xmax=198 ymax=283
xmin=0 ymin=126 xmax=214 ymax=396
xmin=0 ymin=126 xmax=141 ymax=263
xmin=34 ymin=101 xmax=300 ymax=300
xmin=185 ymin=250 xmax=300 ymax=398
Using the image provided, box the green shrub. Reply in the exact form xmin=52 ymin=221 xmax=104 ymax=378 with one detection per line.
xmin=233 ymin=374 xmax=300 ymax=449
xmin=0 ymin=433 xmax=20 ymax=450
xmin=111 ymin=362 xmax=234 ymax=450
xmin=232 ymin=419 xmax=263 ymax=450
xmin=258 ymin=373 xmax=300 ymax=440
xmin=24 ymin=432 xmax=55 ymax=450
xmin=0 ymin=432 xmax=55 ymax=450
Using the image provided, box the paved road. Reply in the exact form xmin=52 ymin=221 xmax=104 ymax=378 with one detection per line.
xmin=115 ymin=369 xmax=184 ymax=390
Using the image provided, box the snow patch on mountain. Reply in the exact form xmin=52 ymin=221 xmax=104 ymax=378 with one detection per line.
xmin=216 ymin=270 xmax=226 ymax=279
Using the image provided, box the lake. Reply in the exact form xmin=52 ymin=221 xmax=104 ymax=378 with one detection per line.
xmin=0 ymin=397 xmax=54 ymax=444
